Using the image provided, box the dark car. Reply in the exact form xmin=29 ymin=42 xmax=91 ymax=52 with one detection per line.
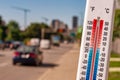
xmin=5 ymin=41 xmax=24 ymax=49
xmin=10 ymin=41 xmax=24 ymax=49
xmin=12 ymin=46 xmax=43 ymax=66
xmin=0 ymin=40 xmax=5 ymax=50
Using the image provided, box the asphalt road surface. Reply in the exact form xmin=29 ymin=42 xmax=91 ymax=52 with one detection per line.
xmin=0 ymin=43 xmax=73 ymax=80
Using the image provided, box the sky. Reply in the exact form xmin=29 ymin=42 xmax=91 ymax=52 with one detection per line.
xmin=0 ymin=0 xmax=86 ymax=29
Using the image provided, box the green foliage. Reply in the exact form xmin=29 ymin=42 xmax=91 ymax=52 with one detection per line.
xmin=0 ymin=28 xmax=3 ymax=39
xmin=113 ymin=9 xmax=120 ymax=40
xmin=114 ymin=9 xmax=120 ymax=27
xmin=6 ymin=20 xmax=20 ymax=41
xmin=110 ymin=61 xmax=120 ymax=67
xmin=0 ymin=15 xmax=54 ymax=42
xmin=0 ymin=16 xmax=51 ymax=41
xmin=76 ymin=26 xmax=83 ymax=40
xmin=76 ymin=33 xmax=82 ymax=39
xmin=108 ymin=72 xmax=120 ymax=80
xmin=7 ymin=20 xmax=19 ymax=30
xmin=0 ymin=16 xmax=7 ymax=41
xmin=25 ymin=22 xmax=49 ymax=39
xmin=111 ymin=51 xmax=120 ymax=58
xmin=0 ymin=25 xmax=7 ymax=41
xmin=23 ymin=38 xmax=30 ymax=45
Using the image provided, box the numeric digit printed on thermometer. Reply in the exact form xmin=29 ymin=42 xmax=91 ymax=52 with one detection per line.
xmin=76 ymin=0 xmax=115 ymax=80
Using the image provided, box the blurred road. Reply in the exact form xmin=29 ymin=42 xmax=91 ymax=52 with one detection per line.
xmin=0 ymin=43 xmax=73 ymax=80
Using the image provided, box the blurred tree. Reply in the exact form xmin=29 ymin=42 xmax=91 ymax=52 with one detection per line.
xmin=0 ymin=16 xmax=7 ymax=41
xmin=0 ymin=26 xmax=7 ymax=41
xmin=113 ymin=9 xmax=120 ymax=41
xmin=25 ymin=22 xmax=49 ymax=39
xmin=76 ymin=26 xmax=83 ymax=44
xmin=6 ymin=20 xmax=20 ymax=41
xmin=0 ymin=28 xmax=3 ymax=39
xmin=0 ymin=16 xmax=2 ymax=25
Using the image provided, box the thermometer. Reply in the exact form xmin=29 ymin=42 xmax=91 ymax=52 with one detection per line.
xmin=76 ymin=0 xmax=115 ymax=80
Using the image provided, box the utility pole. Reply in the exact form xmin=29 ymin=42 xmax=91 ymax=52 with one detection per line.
xmin=12 ymin=6 xmax=30 ymax=29
xmin=79 ymin=11 xmax=84 ymax=26
xmin=41 ymin=17 xmax=48 ymax=39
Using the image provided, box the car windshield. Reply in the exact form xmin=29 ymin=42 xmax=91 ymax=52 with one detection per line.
xmin=17 ymin=46 xmax=35 ymax=53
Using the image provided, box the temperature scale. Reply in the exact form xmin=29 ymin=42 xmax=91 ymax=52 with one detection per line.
xmin=76 ymin=0 xmax=115 ymax=80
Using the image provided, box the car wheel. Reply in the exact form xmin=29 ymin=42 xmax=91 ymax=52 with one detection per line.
xmin=39 ymin=61 xmax=43 ymax=65
xmin=35 ymin=61 xmax=39 ymax=66
xmin=13 ymin=61 xmax=16 ymax=65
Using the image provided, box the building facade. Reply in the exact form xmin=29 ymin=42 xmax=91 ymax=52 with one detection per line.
xmin=72 ymin=16 xmax=78 ymax=29
xmin=72 ymin=16 xmax=78 ymax=32
xmin=51 ymin=19 xmax=60 ymax=32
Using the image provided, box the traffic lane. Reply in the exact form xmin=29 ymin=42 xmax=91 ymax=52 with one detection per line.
xmin=42 ymin=43 xmax=73 ymax=63
xmin=0 ymin=65 xmax=46 ymax=80
xmin=0 ymin=43 xmax=73 ymax=80
xmin=0 ymin=50 xmax=13 ymax=63
xmin=0 ymin=51 xmax=54 ymax=80
xmin=0 ymin=52 xmax=50 ymax=80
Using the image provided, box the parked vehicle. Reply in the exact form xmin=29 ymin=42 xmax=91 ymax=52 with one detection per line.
xmin=12 ymin=45 xmax=43 ymax=66
xmin=40 ymin=39 xmax=50 ymax=49
xmin=10 ymin=41 xmax=24 ymax=49
xmin=5 ymin=41 xmax=24 ymax=49
xmin=0 ymin=40 xmax=5 ymax=50
xmin=4 ymin=41 xmax=12 ymax=48
xmin=30 ymin=38 xmax=40 ymax=46
xmin=51 ymin=35 xmax=60 ymax=46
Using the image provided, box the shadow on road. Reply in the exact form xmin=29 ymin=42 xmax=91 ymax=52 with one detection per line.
xmin=40 ymin=63 xmax=58 ymax=68
xmin=19 ymin=63 xmax=58 ymax=68
xmin=0 ymin=54 xmax=5 ymax=57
